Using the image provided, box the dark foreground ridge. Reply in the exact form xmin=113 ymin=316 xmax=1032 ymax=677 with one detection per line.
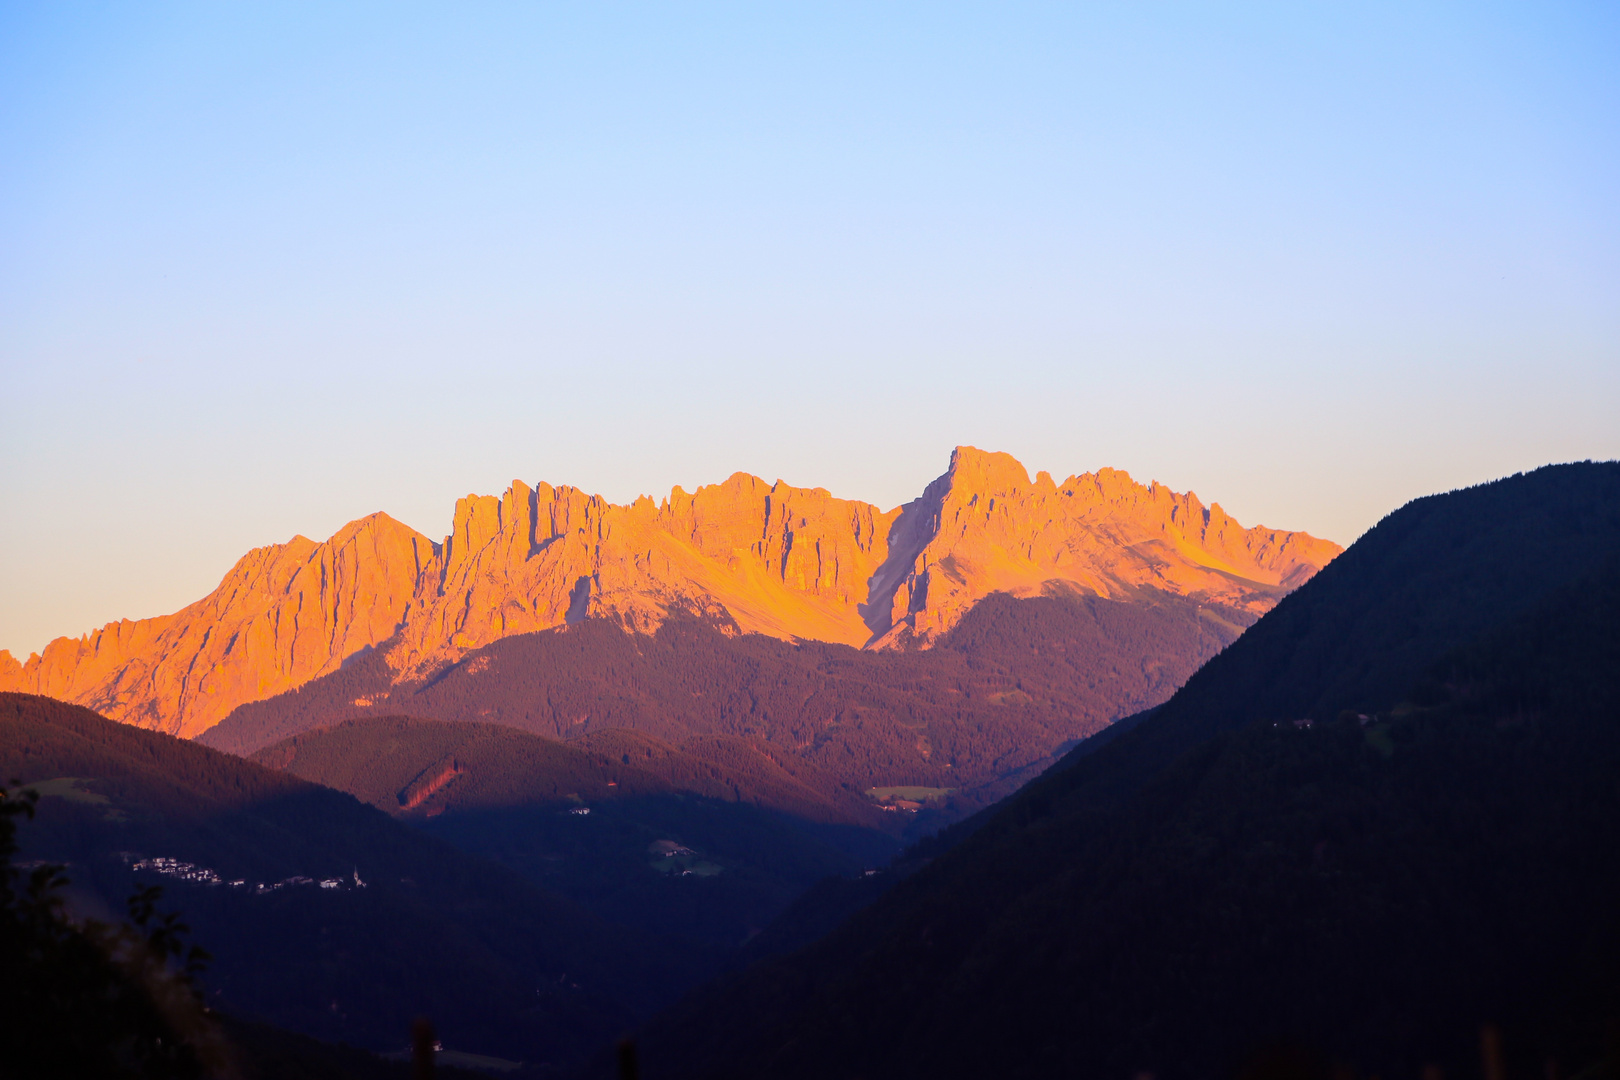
xmin=0 ymin=692 xmax=709 ymax=1067
xmin=628 ymin=461 xmax=1620 ymax=1080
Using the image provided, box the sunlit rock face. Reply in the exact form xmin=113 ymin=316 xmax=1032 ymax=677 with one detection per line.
xmin=862 ymin=447 xmax=1342 ymax=648
xmin=0 ymin=514 xmax=435 ymax=738
xmin=389 ymin=472 xmax=901 ymax=678
xmin=0 ymin=447 xmax=1340 ymax=737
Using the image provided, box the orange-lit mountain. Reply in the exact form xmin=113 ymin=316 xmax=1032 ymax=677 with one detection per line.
xmin=0 ymin=447 xmax=1339 ymax=739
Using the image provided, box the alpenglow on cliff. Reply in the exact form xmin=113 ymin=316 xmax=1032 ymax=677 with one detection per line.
xmin=0 ymin=448 xmax=1340 ymax=738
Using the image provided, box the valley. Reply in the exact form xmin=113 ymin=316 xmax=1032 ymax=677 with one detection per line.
xmin=0 ymin=448 xmax=1342 ymax=1072
xmin=629 ymin=460 xmax=1620 ymax=1080
xmin=9 ymin=6 xmax=1610 ymax=1075
xmin=7 ymin=455 xmax=1615 ymax=1080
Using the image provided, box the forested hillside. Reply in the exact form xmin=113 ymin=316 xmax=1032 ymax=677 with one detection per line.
xmin=253 ymin=716 xmax=890 ymax=949
xmin=0 ymin=693 xmax=709 ymax=1067
xmin=206 ymin=589 xmax=1251 ymax=829
xmin=630 ymin=462 xmax=1620 ymax=1080
xmin=0 ymin=782 xmax=498 ymax=1079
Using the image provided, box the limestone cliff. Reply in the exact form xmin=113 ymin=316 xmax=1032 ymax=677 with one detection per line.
xmin=387 ymin=473 xmax=899 ymax=679
xmin=0 ymin=514 xmax=436 ymax=737
xmin=863 ymin=448 xmax=1343 ymax=647
xmin=0 ymin=448 xmax=1340 ymax=737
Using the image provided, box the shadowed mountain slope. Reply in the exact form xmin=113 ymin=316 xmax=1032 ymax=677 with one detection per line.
xmin=0 ymin=692 xmax=710 ymax=1067
xmin=1041 ymin=459 xmax=1620 ymax=813
xmin=2 ymin=448 xmax=1337 ymax=737
xmin=629 ymin=461 xmax=1620 ymax=1080
xmin=252 ymin=716 xmax=716 ymax=816
xmin=250 ymin=715 xmax=884 ymax=949
xmin=202 ymin=588 xmax=1254 ymax=830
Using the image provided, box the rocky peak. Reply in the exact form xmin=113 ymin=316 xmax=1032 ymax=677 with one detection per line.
xmin=0 ymin=512 xmax=436 ymax=737
xmin=945 ymin=445 xmax=1035 ymax=498
xmin=864 ymin=447 xmax=1341 ymax=647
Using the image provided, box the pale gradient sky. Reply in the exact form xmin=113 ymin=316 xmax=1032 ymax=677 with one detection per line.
xmin=3 ymin=2 xmax=1618 ymax=659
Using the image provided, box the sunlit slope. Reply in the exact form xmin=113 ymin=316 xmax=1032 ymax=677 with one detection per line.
xmin=1 ymin=447 xmax=1338 ymax=737
xmin=632 ymin=461 xmax=1620 ymax=1080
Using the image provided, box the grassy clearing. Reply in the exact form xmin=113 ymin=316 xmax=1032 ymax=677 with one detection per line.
xmin=650 ymin=854 xmax=723 ymax=877
xmin=865 ymin=786 xmax=954 ymax=802
xmin=26 ymin=777 xmax=111 ymax=804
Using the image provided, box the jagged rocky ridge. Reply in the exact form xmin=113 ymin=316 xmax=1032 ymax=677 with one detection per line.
xmin=0 ymin=447 xmax=1339 ymax=738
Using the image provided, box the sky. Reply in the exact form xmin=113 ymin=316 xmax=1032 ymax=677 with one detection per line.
xmin=2 ymin=2 xmax=1617 ymax=659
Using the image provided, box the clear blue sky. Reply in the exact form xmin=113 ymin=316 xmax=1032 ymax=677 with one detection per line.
xmin=3 ymin=2 xmax=1617 ymax=658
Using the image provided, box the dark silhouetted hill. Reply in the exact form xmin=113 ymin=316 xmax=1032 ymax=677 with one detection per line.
xmin=629 ymin=461 xmax=1620 ymax=1080
xmin=0 ymin=692 xmax=709 ymax=1067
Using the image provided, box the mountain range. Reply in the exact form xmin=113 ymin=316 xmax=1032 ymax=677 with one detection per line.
xmin=3 ymin=458 xmax=1614 ymax=1078
xmin=0 ymin=447 xmax=1338 ymax=740
xmin=630 ymin=460 xmax=1620 ymax=1080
